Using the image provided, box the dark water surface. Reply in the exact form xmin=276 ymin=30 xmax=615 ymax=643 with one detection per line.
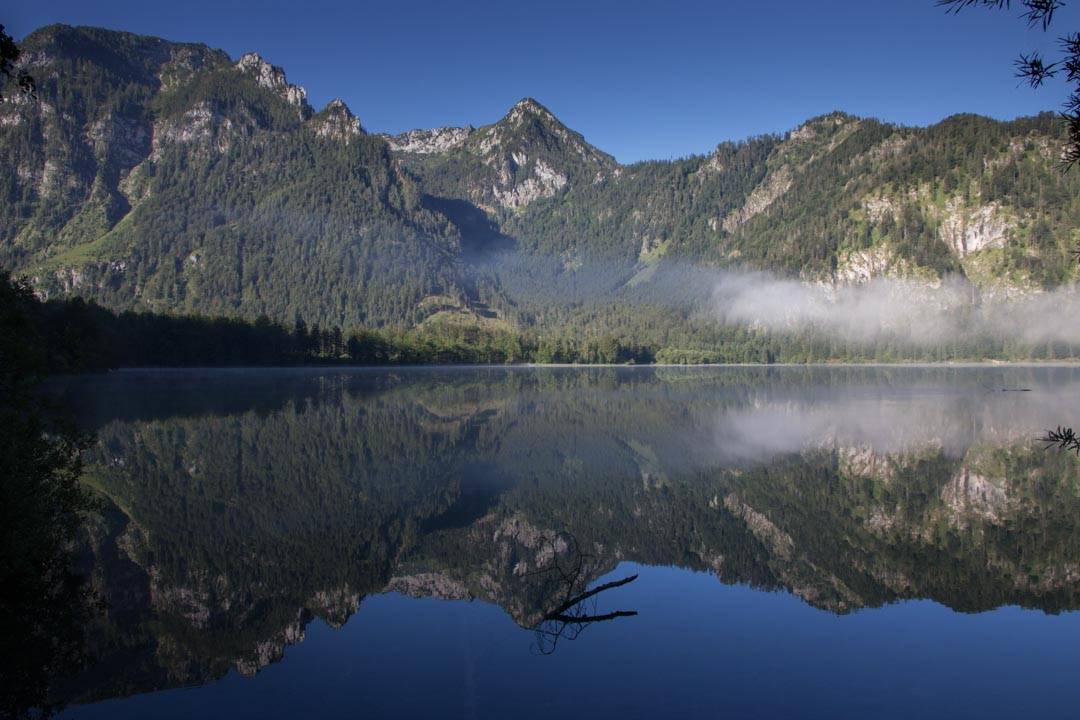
xmin=35 ymin=366 xmax=1080 ymax=718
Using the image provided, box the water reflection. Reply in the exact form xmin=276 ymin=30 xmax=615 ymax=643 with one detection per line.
xmin=523 ymin=535 xmax=638 ymax=655
xmin=31 ymin=366 xmax=1080 ymax=710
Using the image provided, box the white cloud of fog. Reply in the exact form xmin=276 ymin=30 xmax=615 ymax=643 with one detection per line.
xmin=709 ymin=270 xmax=1080 ymax=347
xmin=492 ymin=249 xmax=1080 ymax=348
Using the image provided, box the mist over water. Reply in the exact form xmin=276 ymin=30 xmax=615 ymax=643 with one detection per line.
xmin=710 ymin=378 xmax=1080 ymax=463
xmin=709 ymin=270 xmax=1080 ymax=347
xmin=492 ymin=248 xmax=1080 ymax=347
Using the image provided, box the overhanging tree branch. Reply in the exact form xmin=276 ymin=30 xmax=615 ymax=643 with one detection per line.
xmin=938 ymin=0 xmax=1079 ymax=169
xmin=0 ymin=24 xmax=35 ymax=102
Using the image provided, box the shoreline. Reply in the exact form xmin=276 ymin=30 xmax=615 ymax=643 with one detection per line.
xmin=81 ymin=360 xmax=1080 ymax=374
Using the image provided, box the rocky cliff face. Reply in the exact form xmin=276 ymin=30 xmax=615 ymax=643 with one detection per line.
xmin=381 ymin=125 xmax=474 ymax=154
xmin=235 ymin=52 xmax=313 ymax=119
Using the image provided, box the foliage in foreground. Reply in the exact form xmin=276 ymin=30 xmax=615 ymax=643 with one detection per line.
xmin=0 ymin=272 xmax=97 ymax=719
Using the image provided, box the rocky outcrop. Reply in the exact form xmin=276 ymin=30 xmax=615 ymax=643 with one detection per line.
xmin=386 ymin=573 xmax=472 ymax=600
xmin=838 ymin=446 xmax=899 ymax=485
xmin=696 ymin=152 xmax=727 ymax=176
xmin=235 ymin=52 xmax=312 ymax=119
xmin=938 ymin=199 xmax=1011 ymax=258
xmin=863 ymin=195 xmax=897 ymax=224
xmin=86 ymin=112 xmax=151 ymax=170
xmin=941 ymin=467 xmax=1009 ymax=525
xmin=308 ymin=587 xmax=363 ymax=628
xmin=159 ymin=44 xmax=227 ymax=89
xmin=721 ymin=165 xmax=792 ymax=232
xmin=834 ymin=244 xmax=896 ymax=284
xmin=310 ymin=99 xmax=363 ymax=141
xmin=0 ymin=88 xmax=35 ymax=127
xmin=723 ymin=493 xmax=794 ymax=559
xmin=490 ymin=158 xmax=568 ymax=209
xmin=382 ymin=126 xmax=474 ymax=154
xmin=234 ymin=611 xmax=309 ymax=677
xmin=150 ymin=100 xmax=236 ymax=158
xmin=148 ymin=571 xmax=226 ymax=630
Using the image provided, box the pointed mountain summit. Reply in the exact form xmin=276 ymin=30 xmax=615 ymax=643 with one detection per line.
xmin=310 ymin=98 xmax=364 ymax=140
xmin=499 ymin=97 xmax=564 ymax=130
xmin=482 ymin=97 xmax=615 ymax=167
xmin=391 ymin=97 xmax=617 ymax=211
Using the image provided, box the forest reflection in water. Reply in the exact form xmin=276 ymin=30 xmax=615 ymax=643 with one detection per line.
xmin=21 ymin=365 xmax=1080 ymax=716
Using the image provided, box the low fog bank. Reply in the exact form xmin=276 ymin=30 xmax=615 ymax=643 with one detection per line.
xmin=710 ymin=271 xmax=1080 ymax=347
xmin=487 ymin=248 xmax=1080 ymax=347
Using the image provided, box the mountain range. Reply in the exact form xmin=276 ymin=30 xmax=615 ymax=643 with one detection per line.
xmin=3 ymin=24 xmax=1079 ymax=344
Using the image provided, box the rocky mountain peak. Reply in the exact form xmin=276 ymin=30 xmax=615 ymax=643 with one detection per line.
xmin=788 ymin=111 xmax=859 ymax=143
xmin=311 ymin=98 xmax=364 ymax=140
xmin=235 ymin=52 xmax=280 ymax=85
xmin=378 ymin=97 xmax=619 ymax=211
xmin=495 ymin=97 xmax=581 ymax=143
xmin=507 ymin=96 xmax=556 ymax=121
xmin=235 ymin=52 xmax=312 ymax=119
xmin=485 ymin=97 xmax=615 ymax=166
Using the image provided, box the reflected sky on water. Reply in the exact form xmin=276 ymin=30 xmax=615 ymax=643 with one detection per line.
xmin=26 ymin=366 xmax=1080 ymax=718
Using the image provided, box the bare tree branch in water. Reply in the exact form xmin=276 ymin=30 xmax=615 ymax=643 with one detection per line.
xmin=526 ymin=534 xmax=638 ymax=655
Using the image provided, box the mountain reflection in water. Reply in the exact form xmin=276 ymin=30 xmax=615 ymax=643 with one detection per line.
xmin=27 ymin=366 xmax=1080 ymax=717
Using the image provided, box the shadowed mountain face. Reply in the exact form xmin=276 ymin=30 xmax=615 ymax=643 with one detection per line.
xmin=4 ymin=25 xmax=1080 ymax=334
xmin=29 ymin=366 xmax=1080 ymax=708
xmin=1 ymin=25 xmax=470 ymax=327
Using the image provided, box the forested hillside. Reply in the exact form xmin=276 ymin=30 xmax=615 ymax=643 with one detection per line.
xmin=1 ymin=25 xmax=480 ymax=327
xmin=3 ymin=24 xmax=1080 ymax=360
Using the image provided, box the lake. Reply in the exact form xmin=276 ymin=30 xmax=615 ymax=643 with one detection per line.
xmin=32 ymin=366 xmax=1080 ymax=718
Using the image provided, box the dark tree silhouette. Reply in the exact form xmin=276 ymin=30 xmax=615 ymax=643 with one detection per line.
xmin=0 ymin=273 xmax=98 ymax=718
xmin=0 ymin=24 xmax=34 ymax=102
xmin=938 ymin=0 xmax=1080 ymax=167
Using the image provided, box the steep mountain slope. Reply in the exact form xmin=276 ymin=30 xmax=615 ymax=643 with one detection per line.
xmin=0 ymin=25 xmax=480 ymax=326
xmin=3 ymin=24 xmax=1079 ymax=338
xmin=719 ymin=112 xmax=1080 ymax=291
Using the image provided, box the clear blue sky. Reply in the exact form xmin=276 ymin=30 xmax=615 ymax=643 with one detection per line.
xmin=7 ymin=0 xmax=1079 ymax=162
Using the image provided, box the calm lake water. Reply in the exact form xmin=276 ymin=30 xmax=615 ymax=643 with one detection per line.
xmin=35 ymin=366 xmax=1080 ymax=718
